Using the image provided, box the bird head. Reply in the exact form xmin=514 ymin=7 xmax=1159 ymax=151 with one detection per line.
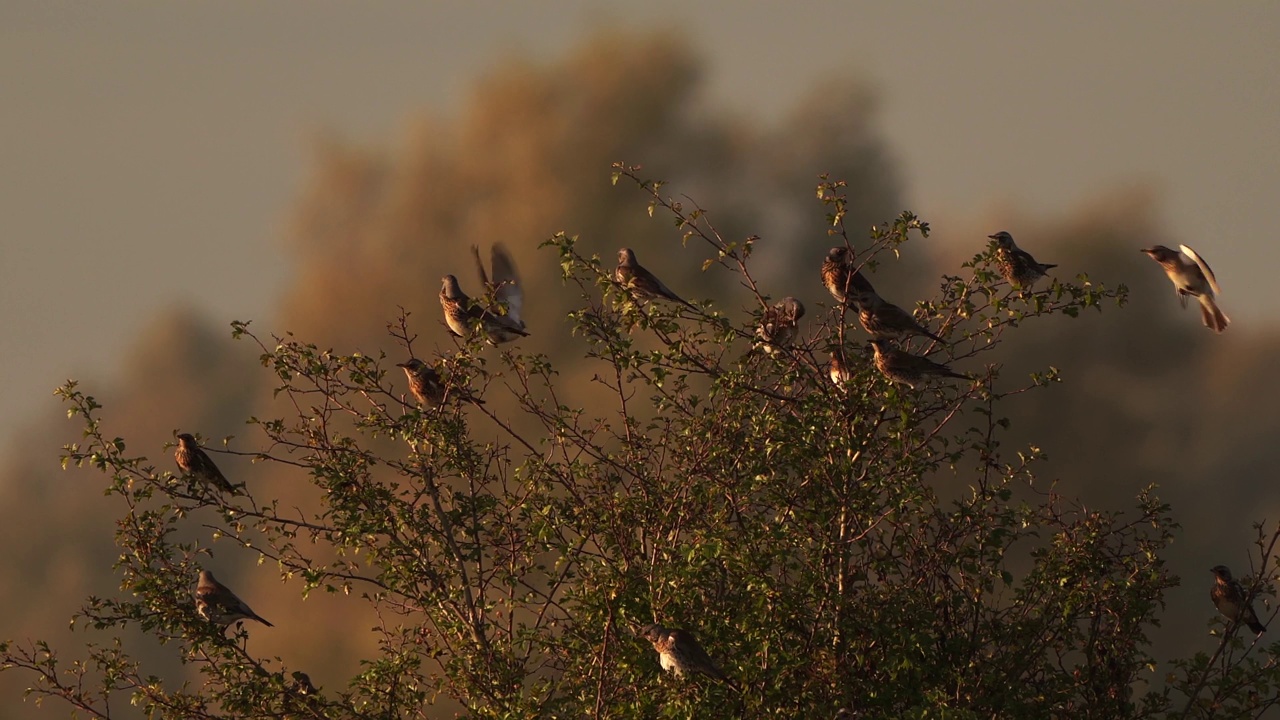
xmin=849 ymin=290 xmax=879 ymax=309
xmin=1210 ymin=565 xmax=1234 ymax=582
xmin=987 ymin=231 xmax=1014 ymax=249
xmin=825 ymin=246 xmax=850 ymax=265
xmin=198 ymin=569 xmax=217 ymax=585
xmin=869 ymin=338 xmax=891 ymax=352
xmin=441 ymin=275 xmax=465 ymax=299
xmin=617 ymin=247 xmax=637 ymax=266
xmin=397 ymin=358 xmax=425 ymax=372
xmin=1141 ymin=246 xmax=1177 ymax=263
xmin=176 ymin=433 xmax=197 ymax=448
xmin=781 ymin=296 xmax=805 ymax=320
xmin=639 ymin=623 xmax=667 ymax=643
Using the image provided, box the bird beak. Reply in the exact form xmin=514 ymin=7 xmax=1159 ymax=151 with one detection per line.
xmin=987 ymin=234 xmax=999 ymax=240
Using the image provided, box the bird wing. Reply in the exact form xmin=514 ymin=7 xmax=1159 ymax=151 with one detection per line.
xmin=489 ymin=244 xmax=523 ymax=324
xmin=471 ymin=245 xmax=491 ymax=288
xmin=1179 ymin=245 xmax=1221 ymax=296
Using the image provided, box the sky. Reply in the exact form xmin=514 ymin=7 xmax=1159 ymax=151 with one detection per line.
xmin=2 ymin=1 xmax=1278 ymax=458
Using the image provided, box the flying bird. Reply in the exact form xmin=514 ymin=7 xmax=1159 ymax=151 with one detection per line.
xmin=641 ymin=623 xmax=737 ymax=690
xmin=175 ymin=433 xmax=240 ymax=495
xmin=195 ymin=570 xmax=273 ymax=628
xmin=472 ymin=243 xmax=525 ymax=329
xmin=1210 ymin=565 xmax=1266 ymax=635
xmin=440 ymin=274 xmax=529 ymax=344
xmin=989 ymin=231 xmax=1057 ymax=290
xmin=821 ymin=246 xmax=877 ymax=305
xmin=1141 ymin=244 xmax=1230 ymax=333
xmin=756 ymin=297 xmax=806 ymax=354
xmin=870 ymin=339 xmax=968 ymax=388
xmin=396 ymin=358 xmax=482 ymax=407
xmin=615 ymin=248 xmax=695 ymax=309
xmin=853 ymin=293 xmax=946 ymax=344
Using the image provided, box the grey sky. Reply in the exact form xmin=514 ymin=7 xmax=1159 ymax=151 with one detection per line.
xmin=1 ymin=1 xmax=1277 ymax=455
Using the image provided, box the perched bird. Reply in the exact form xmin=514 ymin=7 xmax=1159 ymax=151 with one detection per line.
xmin=290 ymin=671 xmax=317 ymax=696
xmin=820 ymin=247 xmax=877 ymax=305
xmin=870 ymin=339 xmax=969 ymax=388
xmin=195 ymin=570 xmax=274 ymax=628
xmin=641 ymin=623 xmax=737 ymax=689
xmin=989 ymin=231 xmax=1057 ymax=290
xmin=853 ymin=292 xmax=945 ymax=344
xmin=1210 ymin=565 xmax=1266 ymax=635
xmin=440 ymin=274 xmax=528 ymax=344
xmin=756 ymin=297 xmax=806 ymax=354
xmin=395 ymin=358 xmax=482 ymax=407
xmin=175 ymin=433 xmax=239 ymax=495
xmin=397 ymin=358 xmax=445 ymax=406
xmin=1141 ymin=244 xmax=1230 ymax=333
xmin=615 ymin=248 xmax=695 ymax=309
xmin=829 ymin=349 xmax=852 ymax=387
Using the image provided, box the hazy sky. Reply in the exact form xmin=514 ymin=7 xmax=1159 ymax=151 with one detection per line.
xmin=2 ymin=1 xmax=1278 ymax=456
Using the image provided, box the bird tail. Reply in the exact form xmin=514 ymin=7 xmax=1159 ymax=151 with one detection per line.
xmin=1199 ymin=296 xmax=1230 ymax=333
xmin=252 ymin=613 xmax=275 ymax=628
xmin=1249 ymin=619 xmax=1267 ymax=635
xmin=1040 ymin=263 xmax=1058 ymax=271
xmin=923 ymin=328 xmax=947 ymax=345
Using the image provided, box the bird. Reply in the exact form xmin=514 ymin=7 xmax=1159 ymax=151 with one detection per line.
xmin=641 ymin=623 xmax=737 ymax=690
xmin=1141 ymin=244 xmax=1230 ymax=333
xmin=175 ymin=433 xmax=240 ymax=495
xmin=852 ymin=292 xmax=946 ymax=344
xmin=989 ymin=231 xmax=1057 ymax=290
xmin=1210 ymin=565 xmax=1266 ymax=635
xmin=440 ymin=274 xmax=529 ymax=344
xmin=195 ymin=570 xmax=273 ymax=628
xmin=615 ymin=248 xmax=695 ymax=309
xmin=820 ymin=246 xmax=877 ymax=305
xmin=829 ymin=349 xmax=852 ymax=387
xmin=290 ymin=671 xmax=317 ymax=696
xmin=471 ymin=243 xmax=525 ymax=331
xmin=869 ymin=339 xmax=969 ymax=388
xmin=395 ymin=358 xmax=483 ymax=407
xmin=756 ymin=297 xmax=806 ymax=354
xmin=396 ymin=358 xmax=445 ymax=406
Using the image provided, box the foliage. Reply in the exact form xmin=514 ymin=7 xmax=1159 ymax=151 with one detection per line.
xmin=3 ymin=169 xmax=1276 ymax=719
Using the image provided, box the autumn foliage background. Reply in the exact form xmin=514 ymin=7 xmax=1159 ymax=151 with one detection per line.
xmin=2 ymin=31 xmax=1280 ymax=718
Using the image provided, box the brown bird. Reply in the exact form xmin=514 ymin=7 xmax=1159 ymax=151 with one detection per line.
xmin=829 ymin=349 xmax=853 ymax=387
xmin=615 ymin=247 xmax=695 ymax=309
xmin=175 ymin=433 xmax=240 ymax=495
xmin=853 ymin=292 xmax=945 ymax=344
xmin=396 ymin=358 xmax=482 ymax=407
xmin=195 ymin=570 xmax=273 ymax=627
xmin=989 ymin=231 xmax=1057 ymax=289
xmin=1210 ymin=565 xmax=1266 ymax=635
xmin=756 ymin=297 xmax=806 ymax=354
xmin=641 ymin=623 xmax=737 ymax=690
xmin=440 ymin=274 xmax=528 ymax=344
xmin=870 ymin=339 xmax=969 ymax=388
xmin=1141 ymin=244 xmax=1229 ymax=333
xmin=821 ymin=246 xmax=877 ymax=305
xmin=290 ymin=671 xmax=317 ymax=695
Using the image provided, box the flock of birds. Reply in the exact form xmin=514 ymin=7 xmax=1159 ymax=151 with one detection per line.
xmin=171 ymin=230 xmax=1249 ymax=697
